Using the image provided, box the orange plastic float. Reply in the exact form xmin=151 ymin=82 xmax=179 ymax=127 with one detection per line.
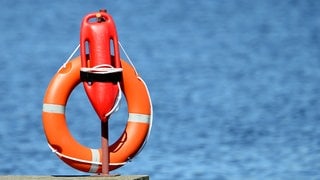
xmin=42 ymin=56 xmax=152 ymax=173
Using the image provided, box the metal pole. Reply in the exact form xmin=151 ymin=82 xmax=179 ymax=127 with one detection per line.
xmin=101 ymin=120 xmax=109 ymax=175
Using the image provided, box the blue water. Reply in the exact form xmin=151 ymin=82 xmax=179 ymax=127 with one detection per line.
xmin=1 ymin=0 xmax=320 ymax=179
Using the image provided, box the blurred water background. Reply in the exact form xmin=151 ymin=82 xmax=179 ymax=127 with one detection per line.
xmin=0 ymin=0 xmax=320 ymax=179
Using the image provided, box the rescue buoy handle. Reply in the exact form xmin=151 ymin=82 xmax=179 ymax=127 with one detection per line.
xmin=83 ymin=12 xmax=110 ymax=24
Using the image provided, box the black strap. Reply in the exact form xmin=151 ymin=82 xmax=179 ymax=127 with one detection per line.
xmin=80 ymin=71 xmax=122 ymax=83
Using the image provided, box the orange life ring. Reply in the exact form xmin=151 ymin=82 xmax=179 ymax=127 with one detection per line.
xmin=42 ymin=56 xmax=152 ymax=173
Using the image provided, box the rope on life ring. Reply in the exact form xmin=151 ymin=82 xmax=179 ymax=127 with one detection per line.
xmin=42 ymin=56 xmax=152 ymax=173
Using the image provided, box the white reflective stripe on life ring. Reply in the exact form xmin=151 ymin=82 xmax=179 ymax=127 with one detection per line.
xmin=43 ymin=104 xmax=65 ymax=114
xmin=88 ymin=149 xmax=100 ymax=173
xmin=128 ymin=113 xmax=150 ymax=123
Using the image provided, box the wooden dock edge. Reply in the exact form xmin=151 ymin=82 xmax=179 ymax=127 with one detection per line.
xmin=0 ymin=175 xmax=149 ymax=180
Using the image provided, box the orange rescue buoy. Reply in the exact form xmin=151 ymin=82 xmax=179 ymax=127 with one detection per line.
xmin=42 ymin=56 xmax=152 ymax=173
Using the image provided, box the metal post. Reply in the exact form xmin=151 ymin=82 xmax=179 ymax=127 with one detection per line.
xmin=100 ymin=8 xmax=110 ymax=175
xmin=101 ymin=120 xmax=109 ymax=175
